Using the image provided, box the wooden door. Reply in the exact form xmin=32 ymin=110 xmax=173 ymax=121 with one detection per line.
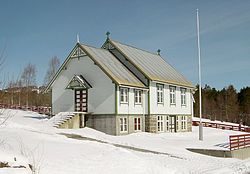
xmin=169 ymin=116 xmax=176 ymax=132
xmin=75 ymin=89 xmax=87 ymax=112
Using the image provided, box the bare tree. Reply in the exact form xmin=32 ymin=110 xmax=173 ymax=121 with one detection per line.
xmin=0 ymin=44 xmax=6 ymax=73
xmin=43 ymin=56 xmax=60 ymax=86
xmin=0 ymin=45 xmax=6 ymax=99
xmin=18 ymin=138 xmax=44 ymax=174
xmin=0 ymin=46 xmax=15 ymax=127
xmin=21 ymin=63 xmax=36 ymax=107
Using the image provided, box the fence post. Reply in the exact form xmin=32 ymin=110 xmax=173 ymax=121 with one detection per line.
xmin=244 ymin=135 xmax=246 ymax=148
xmin=237 ymin=136 xmax=240 ymax=150
xmin=229 ymin=136 xmax=231 ymax=151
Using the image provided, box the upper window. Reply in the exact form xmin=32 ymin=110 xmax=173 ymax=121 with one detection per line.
xmin=181 ymin=88 xmax=186 ymax=106
xmin=157 ymin=84 xmax=164 ymax=104
xmin=170 ymin=86 xmax=176 ymax=105
xmin=120 ymin=88 xmax=128 ymax=103
xmin=134 ymin=90 xmax=142 ymax=104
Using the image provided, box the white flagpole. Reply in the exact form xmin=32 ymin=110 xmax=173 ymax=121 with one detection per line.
xmin=197 ymin=9 xmax=203 ymax=141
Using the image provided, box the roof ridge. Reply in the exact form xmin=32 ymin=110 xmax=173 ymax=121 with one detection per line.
xmin=110 ymin=39 xmax=160 ymax=56
xmin=80 ymin=43 xmax=109 ymax=52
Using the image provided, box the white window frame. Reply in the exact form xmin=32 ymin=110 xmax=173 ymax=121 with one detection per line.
xmin=134 ymin=89 xmax=142 ymax=105
xmin=120 ymin=87 xmax=128 ymax=104
xmin=157 ymin=84 xmax=164 ymax=104
xmin=176 ymin=116 xmax=179 ymax=131
xmin=134 ymin=117 xmax=141 ymax=131
xmin=170 ymin=86 xmax=176 ymax=105
xmin=157 ymin=115 xmax=164 ymax=132
xmin=166 ymin=116 xmax=169 ymax=132
xmin=181 ymin=116 xmax=187 ymax=130
xmin=181 ymin=88 xmax=186 ymax=106
xmin=120 ymin=117 xmax=128 ymax=132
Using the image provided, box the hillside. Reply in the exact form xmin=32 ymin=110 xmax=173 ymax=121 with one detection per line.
xmin=0 ymin=109 xmax=250 ymax=174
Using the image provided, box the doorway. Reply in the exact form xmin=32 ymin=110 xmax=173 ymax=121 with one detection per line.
xmin=75 ymin=89 xmax=87 ymax=112
xmin=169 ymin=115 xmax=176 ymax=132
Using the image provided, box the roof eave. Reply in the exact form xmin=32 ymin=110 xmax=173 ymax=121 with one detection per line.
xmin=151 ymin=79 xmax=195 ymax=89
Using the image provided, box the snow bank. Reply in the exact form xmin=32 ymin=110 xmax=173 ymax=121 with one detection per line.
xmin=0 ymin=149 xmax=31 ymax=174
xmin=0 ymin=109 xmax=249 ymax=174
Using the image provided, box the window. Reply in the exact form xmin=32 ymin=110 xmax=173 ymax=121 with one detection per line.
xmin=181 ymin=116 xmax=187 ymax=130
xmin=176 ymin=116 xmax=179 ymax=131
xmin=170 ymin=86 xmax=176 ymax=105
xmin=120 ymin=88 xmax=128 ymax=103
xmin=181 ymin=88 xmax=186 ymax=106
xmin=157 ymin=84 xmax=164 ymax=104
xmin=134 ymin=117 xmax=141 ymax=131
xmin=166 ymin=116 xmax=169 ymax=132
xmin=157 ymin=116 xmax=164 ymax=132
xmin=120 ymin=117 xmax=128 ymax=132
xmin=134 ymin=90 xmax=142 ymax=104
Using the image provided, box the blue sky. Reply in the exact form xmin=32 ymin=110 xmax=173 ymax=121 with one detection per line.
xmin=0 ymin=0 xmax=249 ymax=90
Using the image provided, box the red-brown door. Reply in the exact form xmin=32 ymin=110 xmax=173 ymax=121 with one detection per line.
xmin=75 ymin=89 xmax=87 ymax=112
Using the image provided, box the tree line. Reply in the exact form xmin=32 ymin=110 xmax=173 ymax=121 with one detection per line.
xmin=0 ymin=56 xmax=60 ymax=107
xmin=193 ymin=84 xmax=250 ymax=126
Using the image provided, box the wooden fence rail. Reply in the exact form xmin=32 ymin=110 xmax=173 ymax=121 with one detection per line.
xmin=192 ymin=121 xmax=250 ymax=133
xmin=0 ymin=103 xmax=51 ymax=116
xmin=229 ymin=134 xmax=250 ymax=150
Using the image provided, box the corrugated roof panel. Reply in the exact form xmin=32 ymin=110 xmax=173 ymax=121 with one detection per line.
xmin=110 ymin=40 xmax=194 ymax=88
xmin=80 ymin=44 xmax=146 ymax=88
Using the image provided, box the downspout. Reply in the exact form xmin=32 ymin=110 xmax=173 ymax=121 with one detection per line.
xmin=115 ymin=84 xmax=118 ymax=115
xmin=147 ymin=80 xmax=150 ymax=132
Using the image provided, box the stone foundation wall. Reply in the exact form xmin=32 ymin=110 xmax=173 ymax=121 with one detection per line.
xmin=145 ymin=115 xmax=157 ymax=133
xmin=146 ymin=114 xmax=192 ymax=133
xmin=187 ymin=115 xmax=192 ymax=132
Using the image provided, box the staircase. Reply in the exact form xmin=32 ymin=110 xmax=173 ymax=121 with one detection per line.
xmin=49 ymin=112 xmax=76 ymax=128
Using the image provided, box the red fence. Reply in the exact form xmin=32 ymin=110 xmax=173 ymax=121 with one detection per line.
xmin=0 ymin=103 xmax=51 ymax=116
xmin=229 ymin=134 xmax=250 ymax=150
xmin=192 ymin=121 xmax=250 ymax=133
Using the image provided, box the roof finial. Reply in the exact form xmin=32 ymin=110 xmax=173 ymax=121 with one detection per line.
xmin=106 ymin=31 xmax=110 ymax=39
xmin=157 ymin=49 xmax=161 ymax=55
xmin=77 ymin=34 xmax=80 ymax=43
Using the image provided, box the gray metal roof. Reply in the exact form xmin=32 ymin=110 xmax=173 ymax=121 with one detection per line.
xmin=79 ymin=44 xmax=146 ymax=88
xmin=109 ymin=40 xmax=194 ymax=88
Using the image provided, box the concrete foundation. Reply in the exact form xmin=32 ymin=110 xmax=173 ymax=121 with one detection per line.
xmin=187 ymin=147 xmax=250 ymax=160
xmin=59 ymin=113 xmax=83 ymax=129
xmin=88 ymin=115 xmax=117 ymax=135
xmin=57 ymin=113 xmax=192 ymax=135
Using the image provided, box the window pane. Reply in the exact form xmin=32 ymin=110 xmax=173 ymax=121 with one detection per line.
xmin=157 ymin=84 xmax=163 ymax=103
xmin=120 ymin=118 xmax=123 ymax=131
xmin=134 ymin=118 xmax=137 ymax=130
xmin=138 ymin=118 xmax=140 ymax=130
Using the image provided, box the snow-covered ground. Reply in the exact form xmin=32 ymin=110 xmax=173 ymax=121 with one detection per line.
xmin=0 ymin=109 xmax=250 ymax=174
xmin=193 ymin=117 xmax=247 ymax=127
